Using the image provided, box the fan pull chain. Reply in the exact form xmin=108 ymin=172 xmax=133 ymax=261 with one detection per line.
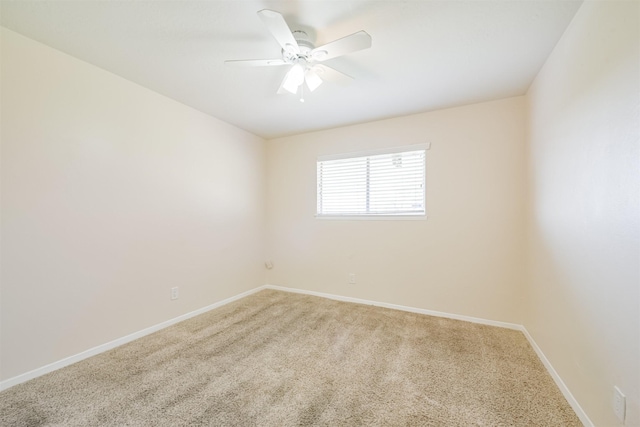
xmin=300 ymin=83 xmax=305 ymax=103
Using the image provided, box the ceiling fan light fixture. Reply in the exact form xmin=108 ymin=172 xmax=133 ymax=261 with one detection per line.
xmin=282 ymin=63 xmax=305 ymax=94
xmin=305 ymin=69 xmax=323 ymax=92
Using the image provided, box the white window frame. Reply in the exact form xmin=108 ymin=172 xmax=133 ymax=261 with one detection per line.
xmin=316 ymin=143 xmax=430 ymax=220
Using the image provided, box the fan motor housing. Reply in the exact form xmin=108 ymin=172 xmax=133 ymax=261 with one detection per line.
xmin=282 ymin=30 xmax=316 ymax=63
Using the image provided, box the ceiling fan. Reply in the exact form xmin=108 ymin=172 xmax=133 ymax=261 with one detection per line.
xmin=225 ymin=9 xmax=372 ymax=102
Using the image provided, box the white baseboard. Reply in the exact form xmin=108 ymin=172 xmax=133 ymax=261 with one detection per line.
xmin=264 ymin=284 xmax=593 ymax=427
xmin=0 ymin=286 xmax=267 ymax=392
xmin=520 ymin=327 xmax=594 ymax=427
xmin=263 ymin=284 xmax=522 ymax=330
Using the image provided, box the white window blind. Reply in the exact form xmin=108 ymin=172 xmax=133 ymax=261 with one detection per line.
xmin=317 ymin=147 xmax=426 ymax=217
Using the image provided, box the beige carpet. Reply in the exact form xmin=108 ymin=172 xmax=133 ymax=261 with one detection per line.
xmin=0 ymin=289 xmax=581 ymax=426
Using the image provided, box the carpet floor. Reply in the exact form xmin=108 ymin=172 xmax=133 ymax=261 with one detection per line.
xmin=0 ymin=289 xmax=581 ymax=426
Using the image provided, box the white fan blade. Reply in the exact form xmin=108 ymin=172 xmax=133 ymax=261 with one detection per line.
xmin=257 ymin=9 xmax=299 ymax=54
xmin=225 ymin=59 xmax=288 ymax=67
xmin=315 ymin=65 xmax=353 ymax=85
xmin=311 ymin=31 xmax=371 ymax=61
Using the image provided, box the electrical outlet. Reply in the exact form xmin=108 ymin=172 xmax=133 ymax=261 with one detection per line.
xmin=170 ymin=287 xmax=179 ymax=300
xmin=613 ymin=386 xmax=626 ymax=422
xmin=348 ymin=273 xmax=356 ymax=284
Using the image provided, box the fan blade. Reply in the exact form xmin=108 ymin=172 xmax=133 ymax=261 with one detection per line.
xmin=311 ymin=31 xmax=371 ymax=61
xmin=225 ymin=59 xmax=288 ymax=67
xmin=315 ymin=65 xmax=353 ymax=85
xmin=257 ymin=9 xmax=299 ymax=54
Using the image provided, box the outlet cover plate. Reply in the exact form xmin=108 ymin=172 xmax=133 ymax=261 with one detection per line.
xmin=613 ymin=386 xmax=626 ymax=422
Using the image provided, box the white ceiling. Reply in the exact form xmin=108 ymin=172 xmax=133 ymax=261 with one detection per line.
xmin=1 ymin=0 xmax=582 ymax=139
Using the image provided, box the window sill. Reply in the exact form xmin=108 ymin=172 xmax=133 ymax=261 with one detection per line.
xmin=315 ymin=214 xmax=428 ymax=221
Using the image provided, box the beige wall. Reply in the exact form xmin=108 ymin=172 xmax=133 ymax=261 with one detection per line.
xmin=266 ymin=97 xmax=527 ymax=324
xmin=0 ymin=28 xmax=266 ymax=381
xmin=525 ymin=1 xmax=639 ymax=425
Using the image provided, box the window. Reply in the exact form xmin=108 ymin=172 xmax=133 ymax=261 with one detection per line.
xmin=316 ymin=145 xmax=427 ymax=218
